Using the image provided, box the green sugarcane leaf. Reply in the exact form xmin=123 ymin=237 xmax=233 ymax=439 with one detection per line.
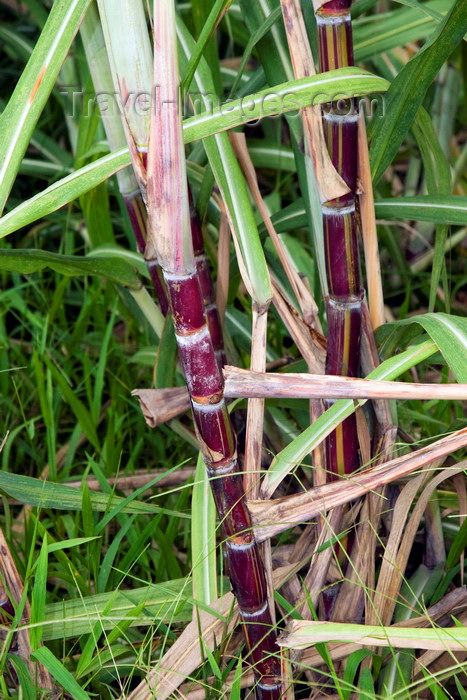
xmin=239 ymin=0 xmax=294 ymax=87
xmin=87 ymin=244 xmax=149 ymax=278
xmin=81 ymin=483 xmax=95 ymax=539
xmin=237 ymin=0 xmax=328 ymax=300
xmin=228 ymin=5 xmax=282 ymax=97
xmin=91 ymin=308 xmax=116 ymax=423
xmin=359 ymin=667 xmax=376 ymax=700
xmin=0 ymin=70 xmax=387 ymax=241
xmin=204 ymin=642 xmax=223 ymax=680
xmin=182 ymin=0 xmax=233 ymax=94
xmin=0 ymin=0 xmax=93 ymax=215
xmin=97 ymin=515 xmax=137 ymax=594
xmin=155 ymin=315 xmax=178 ymax=389
xmin=455 ymin=677 xmax=467 ymax=700
xmin=75 ymin=593 xmax=112 ymax=679
xmin=374 ymin=196 xmax=467 ymax=225
xmin=6 ymin=657 xmax=37 ymax=700
xmin=0 ymin=25 xmax=35 ymax=63
xmin=18 ymin=0 xmax=48 ymax=28
xmin=0 ymin=149 xmax=130 ymax=239
xmin=47 ymin=537 xmax=100 ymax=554
xmin=182 ymin=68 xmax=388 ymax=145
xmin=177 ymin=17 xmax=273 ymax=306
xmin=0 ymin=471 xmax=187 ymax=518
xmin=269 ymin=195 xmax=467 ymax=235
xmin=248 ymin=141 xmax=296 ymax=172
xmin=392 ymin=0 xmax=446 ymax=22
xmin=369 ymin=0 xmax=467 ymax=183
xmin=354 ymin=0 xmax=450 ymax=64
xmin=43 ymin=355 xmax=100 ymax=452
xmin=190 ymin=0 xmax=223 ymax=94
xmin=0 ymin=249 xmax=140 ymax=289
xmin=41 ymin=579 xmax=195 ymax=641
xmin=343 ymin=649 xmax=378 ymax=700
xmin=76 ymin=595 xmax=146 ymax=679
xmin=230 ymin=657 xmax=244 ymax=700
xmin=80 ymin=181 xmax=114 ymax=247
xmin=266 ymin=341 xmax=437 ymax=495
xmin=378 ymin=313 xmax=467 ymax=383
xmin=31 ymin=647 xmax=91 ymax=700
xmin=192 ymin=453 xmax=217 ymax=606
xmin=412 ymin=106 xmax=451 ymax=313
xmin=268 ymin=200 xmax=308 ymax=233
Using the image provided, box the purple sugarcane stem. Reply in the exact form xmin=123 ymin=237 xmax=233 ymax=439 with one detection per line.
xmin=188 ymin=188 xmax=227 ymax=369
xmin=316 ymin=0 xmax=363 ymax=479
xmin=162 ymin=270 xmax=282 ymax=697
xmin=123 ymin=190 xmax=171 ymax=316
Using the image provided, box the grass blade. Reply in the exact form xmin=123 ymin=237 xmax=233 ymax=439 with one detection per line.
xmin=31 ymin=646 xmax=91 ymax=700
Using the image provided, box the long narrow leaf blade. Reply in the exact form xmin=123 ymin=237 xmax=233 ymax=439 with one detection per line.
xmin=0 ymin=0 xmax=92 ymax=214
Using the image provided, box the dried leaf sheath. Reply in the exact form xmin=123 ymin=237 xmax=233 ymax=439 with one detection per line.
xmin=316 ymin=0 xmax=363 ymax=478
xmin=147 ymin=2 xmax=281 ymax=696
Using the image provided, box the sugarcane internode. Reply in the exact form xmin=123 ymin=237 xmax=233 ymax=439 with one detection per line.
xmin=316 ymin=2 xmax=353 ymax=72
xmin=188 ymin=192 xmax=226 ymax=368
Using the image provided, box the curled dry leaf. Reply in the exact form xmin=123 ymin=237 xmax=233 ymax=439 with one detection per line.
xmin=131 ymin=387 xmax=190 ymax=427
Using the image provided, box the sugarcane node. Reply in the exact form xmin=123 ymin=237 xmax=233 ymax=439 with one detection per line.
xmin=317 ymin=0 xmax=352 ymax=17
xmin=327 ymin=293 xmax=364 ymax=309
xmin=256 ymin=680 xmax=284 ymax=699
xmin=192 ymin=391 xmax=223 ymax=405
xmin=207 ymin=452 xmax=239 ymax=475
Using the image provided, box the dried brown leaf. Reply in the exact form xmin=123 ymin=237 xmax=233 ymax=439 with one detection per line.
xmin=280 ymin=0 xmax=349 ymax=202
xmin=216 ymin=213 xmax=230 ymax=323
xmin=370 ymin=463 xmax=467 ymax=627
xmin=123 ymin=565 xmax=296 ymax=700
xmin=132 ymin=387 xmax=190 ymax=427
xmin=249 ymin=431 xmax=467 ymax=541
xmin=244 ymin=303 xmax=269 ymax=500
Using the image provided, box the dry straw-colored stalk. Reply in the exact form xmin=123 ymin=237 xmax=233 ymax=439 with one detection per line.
xmin=223 ymin=367 xmax=467 ymax=401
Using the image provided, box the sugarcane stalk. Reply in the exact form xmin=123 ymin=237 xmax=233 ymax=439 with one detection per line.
xmin=315 ymin=0 xmax=363 ymax=479
xmin=146 ymin=3 xmax=281 ymax=697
